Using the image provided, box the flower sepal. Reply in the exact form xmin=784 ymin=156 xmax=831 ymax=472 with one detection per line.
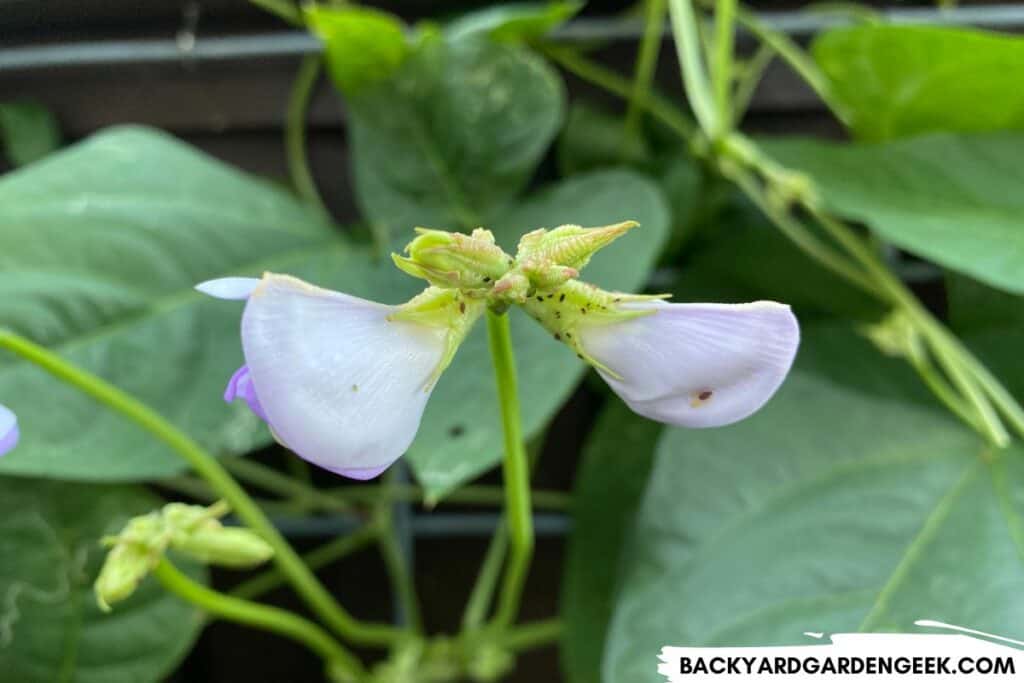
xmin=389 ymin=286 xmax=487 ymax=388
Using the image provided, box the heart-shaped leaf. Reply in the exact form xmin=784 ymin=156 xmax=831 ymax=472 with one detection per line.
xmin=602 ymin=326 xmax=1024 ymax=681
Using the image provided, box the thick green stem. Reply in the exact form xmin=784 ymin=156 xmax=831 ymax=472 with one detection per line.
xmin=667 ymin=0 xmax=718 ymax=135
xmin=624 ymin=0 xmax=667 ymax=143
xmin=0 ymin=331 xmax=402 ymax=647
xmin=287 ymin=54 xmax=330 ymax=220
xmin=485 ymin=311 xmax=534 ymax=628
xmin=153 ymin=559 xmax=363 ymax=678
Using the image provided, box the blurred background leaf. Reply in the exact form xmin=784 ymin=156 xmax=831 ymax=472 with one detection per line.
xmin=0 ymin=479 xmax=205 ymax=683
xmin=306 ymin=6 xmax=409 ymax=95
xmin=445 ymin=1 xmax=583 ymax=43
xmin=766 ymin=133 xmax=1024 ymax=295
xmin=814 ymin=25 xmax=1024 ymax=141
xmin=561 ymin=399 xmax=662 ymax=683
xmin=346 ymin=36 xmax=565 ymax=246
xmin=0 ymin=101 xmax=60 ymax=167
xmin=0 ymin=126 xmax=346 ymax=480
xmin=599 ymin=326 xmax=1024 ymax=680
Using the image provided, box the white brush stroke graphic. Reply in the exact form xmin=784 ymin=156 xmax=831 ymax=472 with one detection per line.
xmin=659 ymin=622 xmax=1024 ymax=681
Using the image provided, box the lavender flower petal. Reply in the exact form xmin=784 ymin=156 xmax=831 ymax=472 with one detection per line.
xmin=0 ymin=404 xmax=19 ymax=456
xmin=580 ymin=301 xmax=799 ymax=427
xmin=224 ymin=365 xmax=268 ymax=422
xmin=196 ymin=277 xmax=261 ymax=300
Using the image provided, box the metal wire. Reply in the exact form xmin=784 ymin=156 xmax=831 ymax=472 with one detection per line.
xmin=2 ymin=4 xmax=1024 ymax=72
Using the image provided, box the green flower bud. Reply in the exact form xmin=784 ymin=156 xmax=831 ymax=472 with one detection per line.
xmin=95 ymin=541 xmax=157 ymax=611
xmin=172 ymin=523 xmax=274 ymax=568
xmin=393 ymin=228 xmax=512 ymax=290
xmin=514 ymin=221 xmax=638 ymax=275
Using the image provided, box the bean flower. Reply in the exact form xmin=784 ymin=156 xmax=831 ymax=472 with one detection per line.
xmin=0 ymin=403 xmax=18 ymax=456
xmin=199 ymin=222 xmax=799 ymax=479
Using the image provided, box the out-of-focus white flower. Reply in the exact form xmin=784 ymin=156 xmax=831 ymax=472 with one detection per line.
xmin=198 ymin=273 xmax=482 ymax=479
xmin=0 ymin=403 xmax=17 ymax=456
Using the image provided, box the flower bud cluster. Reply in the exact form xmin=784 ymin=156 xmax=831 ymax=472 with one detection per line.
xmin=94 ymin=501 xmax=273 ymax=610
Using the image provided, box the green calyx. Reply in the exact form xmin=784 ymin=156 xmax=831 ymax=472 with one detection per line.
xmin=94 ymin=501 xmax=274 ymax=611
xmin=389 ymin=221 xmax=665 ymax=376
xmin=520 ymin=280 xmax=667 ymax=378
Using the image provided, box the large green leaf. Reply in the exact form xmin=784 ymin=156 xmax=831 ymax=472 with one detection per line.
xmin=766 ymin=133 xmax=1024 ymax=295
xmin=347 ymin=36 xmax=565 ymax=244
xmin=561 ymin=400 xmax=663 ymax=683
xmin=404 ymin=170 xmax=669 ymax=499
xmin=0 ymin=479 xmax=205 ymax=683
xmin=0 ymin=101 xmax=61 ymax=167
xmin=603 ymin=326 xmax=1024 ymax=681
xmin=813 ymin=25 xmax=1024 ymax=141
xmin=0 ymin=126 xmax=349 ymax=480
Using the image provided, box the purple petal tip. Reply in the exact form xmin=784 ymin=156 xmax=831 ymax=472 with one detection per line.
xmin=0 ymin=405 xmax=18 ymax=456
xmin=327 ymin=464 xmax=390 ymax=480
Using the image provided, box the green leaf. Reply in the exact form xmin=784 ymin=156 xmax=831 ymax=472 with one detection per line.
xmin=445 ymin=1 xmax=582 ymax=44
xmin=0 ymin=478 xmax=205 ymax=683
xmin=603 ymin=325 xmax=1024 ymax=681
xmin=813 ymin=25 xmax=1024 ymax=141
xmin=403 ymin=169 xmax=669 ymax=499
xmin=673 ymin=196 xmax=885 ymax=321
xmin=765 ymin=133 xmax=1024 ymax=295
xmin=561 ymin=400 xmax=662 ymax=683
xmin=0 ymin=101 xmax=61 ymax=167
xmin=0 ymin=126 xmax=350 ymax=480
xmin=347 ymin=36 xmax=565 ymax=244
xmin=306 ymin=6 xmax=409 ymax=94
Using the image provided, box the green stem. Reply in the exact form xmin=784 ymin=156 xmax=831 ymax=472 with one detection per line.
xmin=667 ymin=0 xmax=718 ymax=135
xmin=375 ymin=470 xmax=422 ymax=632
xmin=732 ymin=7 xmax=847 ymax=125
xmin=224 ymin=457 xmax=350 ymax=511
xmin=153 ymin=558 xmax=363 ymax=678
xmin=0 ymin=331 xmax=401 ymax=647
xmin=624 ymin=0 xmax=667 ymax=143
xmin=501 ymin=618 xmax=562 ymax=653
xmin=232 ymin=525 xmax=379 ymax=601
xmin=731 ymin=42 xmax=774 ymax=126
xmin=540 ymin=45 xmax=695 ymax=140
xmin=287 ymin=54 xmax=330 ymax=220
xmin=462 ymin=524 xmax=509 ymax=630
xmin=485 ymin=311 xmax=534 ymax=628
xmin=711 ymin=0 xmax=737 ymax=134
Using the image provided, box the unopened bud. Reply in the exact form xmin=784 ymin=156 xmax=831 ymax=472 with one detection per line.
xmin=394 ymin=228 xmax=511 ymax=290
xmin=491 ymin=271 xmax=530 ymax=306
xmin=95 ymin=530 xmax=161 ymax=612
xmin=514 ymin=222 xmax=638 ymax=274
xmin=173 ymin=524 xmax=274 ymax=568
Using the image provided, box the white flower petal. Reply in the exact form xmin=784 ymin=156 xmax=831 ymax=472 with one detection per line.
xmin=580 ymin=301 xmax=799 ymax=427
xmin=196 ymin=277 xmax=262 ymax=300
xmin=241 ymin=274 xmax=446 ymax=477
xmin=0 ymin=403 xmax=18 ymax=456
